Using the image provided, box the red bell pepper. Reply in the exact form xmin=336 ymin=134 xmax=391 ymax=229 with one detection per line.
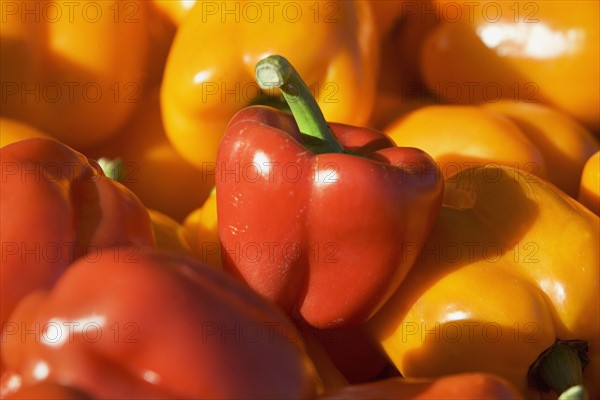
xmin=0 ymin=138 xmax=156 ymax=328
xmin=1 ymin=249 xmax=318 ymax=399
xmin=216 ymin=55 xmax=444 ymax=328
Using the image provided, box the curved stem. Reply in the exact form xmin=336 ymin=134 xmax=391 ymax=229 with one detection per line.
xmin=528 ymin=340 xmax=589 ymax=399
xmin=255 ymin=55 xmax=344 ymax=154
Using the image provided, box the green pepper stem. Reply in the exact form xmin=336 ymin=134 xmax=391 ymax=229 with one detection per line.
xmin=97 ymin=157 xmax=124 ymax=183
xmin=255 ymin=55 xmax=344 ymax=154
xmin=528 ymin=340 xmax=590 ymax=400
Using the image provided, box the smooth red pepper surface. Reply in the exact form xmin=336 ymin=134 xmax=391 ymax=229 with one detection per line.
xmin=1 ymin=249 xmax=318 ymax=399
xmin=0 ymin=138 xmax=156 ymax=327
xmin=216 ymin=106 xmax=444 ymax=328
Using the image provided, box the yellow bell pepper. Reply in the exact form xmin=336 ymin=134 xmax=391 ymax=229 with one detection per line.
xmin=366 ymin=165 xmax=599 ymax=399
xmin=579 ymin=151 xmax=600 ymax=216
xmin=1 ymin=0 xmax=151 ymax=149
xmin=160 ymin=0 xmax=379 ymax=170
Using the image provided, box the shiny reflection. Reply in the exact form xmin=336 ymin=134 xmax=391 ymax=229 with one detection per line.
xmin=32 ymin=361 xmax=49 ymax=381
xmin=477 ymin=22 xmax=584 ymax=59
xmin=444 ymin=310 xmax=470 ymax=322
xmin=193 ymin=70 xmax=212 ymax=84
xmin=182 ymin=0 xmax=196 ymax=10
xmin=539 ymin=279 xmax=566 ymax=304
xmin=142 ymin=370 xmax=161 ymax=385
xmin=252 ymin=151 xmax=272 ymax=180
xmin=41 ymin=315 xmax=106 ymax=348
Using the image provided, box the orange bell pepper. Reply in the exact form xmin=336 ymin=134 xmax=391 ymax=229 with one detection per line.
xmin=482 ymin=101 xmax=599 ymax=197
xmin=0 ymin=118 xmax=52 ymax=148
xmin=420 ymin=0 xmax=600 ymax=133
xmin=384 ymin=104 xmax=548 ymax=181
xmin=150 ymin=0 xmax=194 ymax=26
xmin=579 ymin=151 xmax=600 ymax=216
xmin=366 ymin=165 xmax=600 ymax=399
xmin=85 ymin=88 xmax=212 ymax=222
xmin=160 ymin=0 xmax=379 ymax=171
xmin=1 ymin=0 xmax=151 ymax=149
xmin=385 ymin=102 xmax=599 ymax=197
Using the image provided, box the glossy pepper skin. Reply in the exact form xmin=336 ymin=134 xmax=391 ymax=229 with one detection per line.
xmin=366 ymin=166 xmax=600 ymax=399
xmin=0 ymin=0 xmax=151 ymax=149
xmin=482 ymin=101 xmax=599 ymax=198
xmin=579 ymin=151 xmax=600 ymax=216
xmin=1 ymin=249 xmax=319 ymax=399
xmin=319 ymin=373 xmax=524 ymax=400
xmin=161 ymin=0 xmax=379 ymax=170
xmin=0 ymin=138 xmax=156 ymax=328
xmin=216 ymin=106 xmax=444 ymax=328
xmin=384 ymin=105 xmax=548 ymax=181
xmin=384 ymin=103 xmax=599 ymax=197
xmin=420 ymin=0 xmax=600 ymax=133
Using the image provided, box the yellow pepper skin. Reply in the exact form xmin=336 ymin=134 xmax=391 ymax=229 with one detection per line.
xmin=420 ymin=1 xmax=600 ymax=133
xmin=366 ymin=166 xmax=600 ymax=399
xmin=1 ymin=0 xmax=150 ymax=149
xmin=161 ymin=0 xmax=379 ymax=169
xmin=384 ymin=105 xmax=548 ymax=181
xmin=0 ymin=118 xmax=52 ymax=148
xmin=482 ymin=101 xmax=599 ymax=198
xmin=579 ymin=151 xmax=600 ymax=216
xmin=183 ymin=189 xmax=221 ymax=269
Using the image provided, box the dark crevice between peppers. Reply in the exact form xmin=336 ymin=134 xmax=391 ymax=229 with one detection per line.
xmin=528 ymin=339 xmax=590 ymax=400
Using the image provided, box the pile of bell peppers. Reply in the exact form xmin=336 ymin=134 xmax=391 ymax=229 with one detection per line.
xmin=1 ymin=1 xmax=599 ymax=399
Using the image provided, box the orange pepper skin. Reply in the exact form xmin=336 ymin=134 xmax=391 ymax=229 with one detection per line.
xmin=579 ymin=151 xmax=600 ymax=216
xmin=182 ymin=189 xmax=222 ymax=269
xmin=482 ymin=101 xmax=599 ymax=198
xmin=160 ymin=0 xmax=379 ymax=170
xmin=1 ymin=249 xmax=319 ymax=399
xmin=384 ymin=105 xmax=548 ymax=181
xmin=319 ymin=373 xmax=523 ymax=400
xmin=0 ymin=118 xmax=52 ymax=148
xmin=0 ymin=138 xmax=156 ymax=328
xmin=0 ymin=0 xmax=151 ymax=149
xmin=366 ymin=166 xmax=600 ymax=398
xmin=85 ymin=88 xmax=212 ymax=222
xmin=151 ymin=0 xmax=194 ymax=26
xmin=420 ymin=1 xmax=600 ymax=133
